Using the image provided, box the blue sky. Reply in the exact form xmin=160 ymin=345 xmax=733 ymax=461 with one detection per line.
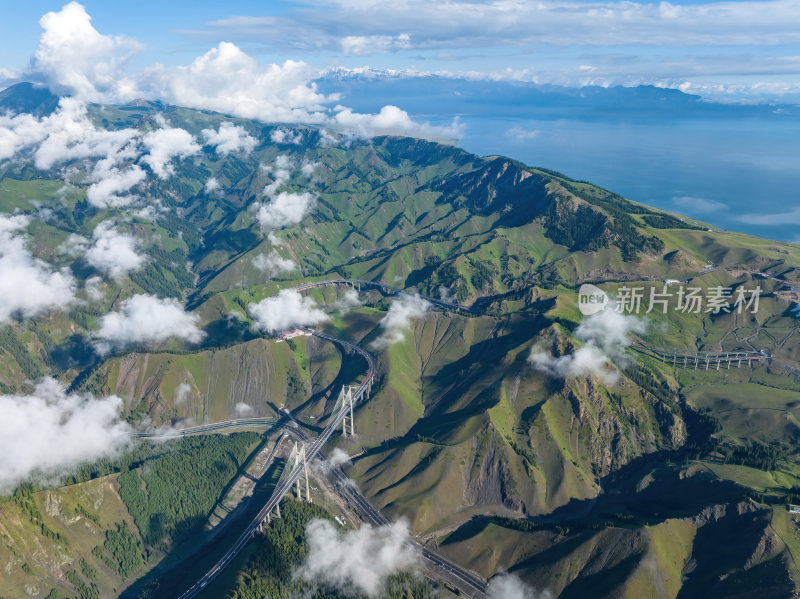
xmin=2 ymin=0 xmax=800 ymax=102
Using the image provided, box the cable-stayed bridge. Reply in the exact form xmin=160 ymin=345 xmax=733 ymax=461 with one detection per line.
xmin=177 ymin=331 xmax=375 ymax=598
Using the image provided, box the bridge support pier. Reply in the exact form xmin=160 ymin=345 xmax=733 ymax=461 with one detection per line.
xmin=341 ymin=385 xmax=355 ymax=437
xmin=266 ymin=500 xmax=281 ymax=525
xmin=291 ymin=442 xmax=312 ymax=503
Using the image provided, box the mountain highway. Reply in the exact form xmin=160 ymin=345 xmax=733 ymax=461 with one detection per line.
xmin=141 ymin=418 xmax=490 ymax=597
xmin=321 ymin=455 xmax=489 ymax=597
xmin=176 ymin=330 xmax=376 ymax=599
xmin=171 ymin=325 xmax=490 ymax=598
xmin=157 ymin=274 xmax=778 ymax=597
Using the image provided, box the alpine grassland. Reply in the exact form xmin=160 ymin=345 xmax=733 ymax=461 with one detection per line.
xmin=2 ymin=85 xmax=800 ymax=597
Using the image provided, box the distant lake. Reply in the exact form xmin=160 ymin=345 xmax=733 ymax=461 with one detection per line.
xmin=447 ymin=116 xmax=800 ymax=243
xmin=322 ymin=76 xmax=800 ymax=243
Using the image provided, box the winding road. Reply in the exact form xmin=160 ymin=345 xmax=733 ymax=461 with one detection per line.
xmin=175 ymin=331 xmax=374 ymax=598
xmin=323 ymin=457 xmax=489 ymax=597
xmin=167 ymin=305 xmax=492 ymax=598
xmin=159 ymin=272 xmax=779 ymax=598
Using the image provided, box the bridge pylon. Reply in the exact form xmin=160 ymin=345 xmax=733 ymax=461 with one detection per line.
xmin=290 ymin=442 xmax=312 ymax=503
xmin=341 ymin=385 xmax=355 ymax=437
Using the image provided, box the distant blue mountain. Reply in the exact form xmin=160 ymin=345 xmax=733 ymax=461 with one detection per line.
xmin=317 ymin=71 xmax=798 ymax=121
xmin=0 ymin=82 xmax=59 ymax=117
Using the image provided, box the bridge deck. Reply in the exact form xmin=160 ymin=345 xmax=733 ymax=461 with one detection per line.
xmin=632 ymin=339 xmax=768 ymax=369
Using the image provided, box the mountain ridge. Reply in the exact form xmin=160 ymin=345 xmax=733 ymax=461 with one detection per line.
xmin=1 ymin=94 xmax=800 ymax=598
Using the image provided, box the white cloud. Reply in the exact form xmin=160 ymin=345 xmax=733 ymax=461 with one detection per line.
xmin=0 ymin=215 xmax=75 ymax=323
xmin=738 ymin=206 xmax=800 ymax=226
xmin=248 ymin=289 xmax=328 ymax=333
xmin=201 ymin=121 xmax=257 ymax=155
xmin=9 ymin=6 xmax=472 ymax=148
xmin=255 ymin=191 xmax=316 ymax=232
xmin=506 ymin=127 xmax=542 ymax=140
xmin=134 ymin=202 xmax=163 ymax=221
xmin=333 ymin=105 xmax=462 ymax=139
xmin=575 ymin=308 xmax=647 ymax=363
xmin=252 ymin=250 xmax=296 ymax=277
xmin=234 ymin=402 xmax=254 ymax=417
xmin=529 ymin=343 xmax=618 ymax=384
xmin=487 ymin=573 xmax=551 ymax=599
xmin=0 ymin=68 xmax=17 ymax=85
xmin=672 ymin=196 xmax=727 ymax=214
xmin=0 ymin=97 xmax=139 ymax=170
xmin=328 ymin=447 xmax=352 ymax=468
xmin=31 ymin=2 xmax=140 ymax=101
xmin=174 ymin=382 xmax=192 ymax=405
xmin=204 ymin=0 xmax=800 ymax=53
xmin=34 ymin=103 xmax=138 ymax=171
xmin=84 ymin=220 xmax=143 ymax=280
xmin=86 ymin=163 xmax=145 ymax=208
xmin=529 ymin=308 xmax=647 ymax=384
xmin=94 ymin=294 xmax=205 ymax=354
xmin=84 ymin=275 xmax=105 ymax=301
xmin=262 ymin=154 xmax=293 ymax=197
xmin=205 ymin=177 xmax=221 ymax=194
xmin=254 ymin=155 xmax=317 ymax=232
xmin=270 ymin=127 xmax=304 ymax=145
xmin=141 ymin=126 xmax=201 ymax=179
xmin=296 ymin=518 xmax=420 ymax=597
xmin=301 ymin=161 xmax=318 ymax=178
xmin=143 ymin=42 xmax=334 ymax=124
xmin=371 ymin=293 xmax=430 ymax=349
xmin=317 ymin=129 xmax=340 ymax=148
xmin=341 ymin=34 xmax=412 ymax=56
xmin=58 ymin=232 xmax=89 ymax=256
xmin=0 ymin=378 xmax=132 ymax=494
xmin=331 ymin=288 xmax=362 ymax=313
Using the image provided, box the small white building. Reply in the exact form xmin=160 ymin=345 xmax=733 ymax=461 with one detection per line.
xmin=276 ymin=328 xmax=314 ymax=341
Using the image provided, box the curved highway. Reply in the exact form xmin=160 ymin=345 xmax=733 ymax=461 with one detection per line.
xmin=167 ymin=275 xmax=775 ymax=597
xmin=322 ymin=456 xmax=489 ymax=597
xmin=140 ymin=415 xmax=489 ymax=596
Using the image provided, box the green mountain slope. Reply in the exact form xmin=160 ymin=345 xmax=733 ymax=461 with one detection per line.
xmin=2 ymin=98 xmax=800 ymax=597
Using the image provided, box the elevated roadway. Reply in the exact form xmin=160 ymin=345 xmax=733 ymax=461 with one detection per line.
xmin=632 ymin=338 xmax=769 ymax=369
xmin=177 ymin=331 xmax=375 ymax=598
